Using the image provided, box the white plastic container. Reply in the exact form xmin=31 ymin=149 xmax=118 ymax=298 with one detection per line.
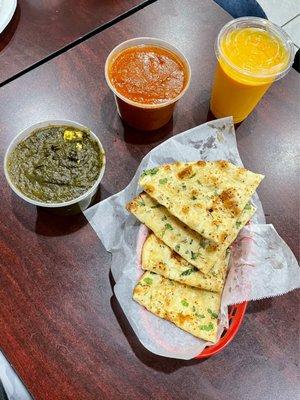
xmin=4 ymin=120 xmax=106 ymax=214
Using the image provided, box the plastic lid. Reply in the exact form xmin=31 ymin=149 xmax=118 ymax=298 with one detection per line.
xmin=215 ymin=17 xmax=294 ymax=81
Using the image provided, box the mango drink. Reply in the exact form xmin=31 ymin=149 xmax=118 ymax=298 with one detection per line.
xmin=210 ymin=18 xmax=294 ymax=123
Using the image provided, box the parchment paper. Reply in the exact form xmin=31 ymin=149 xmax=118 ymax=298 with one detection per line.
xmin=84 ymin=117 xmax=300 ymax=360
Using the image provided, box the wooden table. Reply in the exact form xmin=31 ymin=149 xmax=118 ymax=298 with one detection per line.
xmin=0 ymin=0 xmax=152 ymax=84
xmin=0 ymin=0 xmax=299 ymax=399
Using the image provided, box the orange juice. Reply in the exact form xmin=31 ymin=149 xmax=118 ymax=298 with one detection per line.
xmin=210 ymin=18 xmax=294 ymax=123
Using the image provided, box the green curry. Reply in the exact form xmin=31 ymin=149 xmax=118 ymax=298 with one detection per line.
xmin=7 ymin=125 xmax=104 ymax=203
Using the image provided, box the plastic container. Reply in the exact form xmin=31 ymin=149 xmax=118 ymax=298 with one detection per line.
xmin=105 ymin=37 xmax=191 ymax=131
xmin=4 ymin=120 xmax=106 ymax=215
xmin=210 ymin=17 xmax=294 ymax=123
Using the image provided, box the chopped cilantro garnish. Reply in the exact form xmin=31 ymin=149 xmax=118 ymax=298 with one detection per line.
xmin=161 ymin=215 xmax=167 ymax=221
xmin=190 ymin=239 xmax=193 ymax=244
xmin=235 ymin=221 xmax=242 ymax=229
xmin=151 ymin=204 xmax=161 ymax=208
xmin=180 ymin=268 xmax=195 ymax=276
xmin=143 ymin=277 xmax=153 ymax=285
xmin=181 ymin=299 xmax=189 ymax=307
xmin=175 ymin=244 xmax=180 ymax=252
xmin=161 ymin=223 xmax=173 ymax=237
xmin=207 ymin=308 xmax=218 ymax=319
xmin=191 ymin=251 xmax=198 ymax=260
xmin=189 ymin=173 xmax=196 ymax=179
xmin=192 ymin=306 xmax=204 ymax=318
xmin=191 ymin=196 xmax=197 ymax=200
xmin=200 ymin=322 xmax=214 ymax=331
xmin=165 ymin=223 xmax=173 ymax=231
xmin=182 ymin=183 xmax=187 ymax=190
xmin=138 ymin=200 xmax=145 ymax=206
xmin=244 ymin=202 xmax=252 ymax=210
xmin=141 ymin=167 xmax=158 ymax=177
xmin=159 ymin=178 xmax=168 ymax=185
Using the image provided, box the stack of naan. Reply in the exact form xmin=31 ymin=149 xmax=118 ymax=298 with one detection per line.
xmin=126 ymin=160 xmax=264 ymax=342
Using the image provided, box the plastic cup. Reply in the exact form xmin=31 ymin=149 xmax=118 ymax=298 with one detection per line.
xmin=4 ymin=120 xmax=106 ymax=215
xmin=210 ymin=17 xmax=294 ymax=123
xmin=105 ymin=37 xmax=191 ymax=131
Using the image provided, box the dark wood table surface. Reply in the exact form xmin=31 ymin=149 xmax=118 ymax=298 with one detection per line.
xmin=0 ymin=0 xmax=152 ymax=84
xmin=0 ymin=0 xmax=299 ymax=399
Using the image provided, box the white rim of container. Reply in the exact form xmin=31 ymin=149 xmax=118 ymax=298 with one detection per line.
xmin=4 ymin=120 xmax=106 ymax=208
xmin=104 ymin=37 xmax=192 ymax=109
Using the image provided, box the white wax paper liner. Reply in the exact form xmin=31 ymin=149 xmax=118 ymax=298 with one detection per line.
xmin=84 ymin=117 xmax=300 ymax=360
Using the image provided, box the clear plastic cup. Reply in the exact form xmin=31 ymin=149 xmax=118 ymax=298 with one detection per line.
xmin=105 ymin=37 xmax=191 ymax=131
xmin=210 ymin=17 xmax=294 ymax=123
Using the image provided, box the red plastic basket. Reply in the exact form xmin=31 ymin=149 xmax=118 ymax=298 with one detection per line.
xmin=196 ymin=301 xmax=248 ymax=358
xmin=136 ymin=225 xmax=249 ymax=359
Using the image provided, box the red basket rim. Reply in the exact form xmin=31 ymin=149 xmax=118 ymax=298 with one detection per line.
xmin=195 ymin=301 xmax=248 ymax=358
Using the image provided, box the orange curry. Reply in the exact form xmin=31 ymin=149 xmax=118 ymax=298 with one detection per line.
xmin=108 ymin=45 xmax=187 ymax=105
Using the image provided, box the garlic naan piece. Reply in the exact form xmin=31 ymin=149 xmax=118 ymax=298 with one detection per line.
xmin=133 ymin=271 xmax=221 ymax=342
xmin=127 ymin=193 xmax=223 ymax=273
xmin=142 ymin=234 xmax=229 ymax=293
xmin=126 ymin=192 xmax=255 ymax=274
xmin=139 ymin=161 xmax=263 ymax=244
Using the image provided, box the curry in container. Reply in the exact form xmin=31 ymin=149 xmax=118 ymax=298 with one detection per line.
xmin=7 ymin=126 xmax=104 ymax=203
xmin=108 ymin=45 xmax=188 ymax=104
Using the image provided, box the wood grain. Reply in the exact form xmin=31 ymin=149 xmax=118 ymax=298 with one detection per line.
xmin=0 ymin=0 xmax=150 ymax=83
xmin=0 ymin=0 xmax=299 ymax=399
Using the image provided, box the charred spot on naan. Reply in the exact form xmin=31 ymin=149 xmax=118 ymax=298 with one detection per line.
xmin=219 ymin=232 xmax=228 ymax=243
xmin=206 ymin=243 xmax=218 ymax=253
xmin=217 ymin=160 xmax=229 ymax=170
xmin=144 ymin=184 xmax=155 ymax=194
xmin=177 ymin=165 xmax=194 ymax=179
xmin=126 ymin=200 xmax=137 ymax=212
xmin=207 ymin=175 xmax=220 ymax=187
xmin=171 ymin=251 xmax=182 ymax=262
xmin=157 ymin=261 xmax=167 ymax=271
xmin=133 ymin=284 xmax=144 ymax=296
xmin=219 ymin=188 xmax=240 ymax=216
xmin=182 ymin=205 xmax=190 ymax=214
xmin=175 ymin=313 xmax=194 ymax=325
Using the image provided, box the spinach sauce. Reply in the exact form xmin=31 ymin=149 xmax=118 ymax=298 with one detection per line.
xmin=7 ymin=126 xmax=103 ymax=203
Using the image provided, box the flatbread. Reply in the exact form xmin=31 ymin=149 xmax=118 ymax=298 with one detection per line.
xmin=139 ymin=161 xmax=264 ymax=244
xmin=142 ymin=234 xmax=229 ymax=293
xmin=133 ymin=271 xmax=221 ymax=342
xmin=127 ymin=192 xmax=224 ymax=274
xmin=126 ymin=192 xmax=256 ymax=274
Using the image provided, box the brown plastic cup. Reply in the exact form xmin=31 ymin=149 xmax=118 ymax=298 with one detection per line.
xmin=105 ymin=37 xmax=191 ymax=131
